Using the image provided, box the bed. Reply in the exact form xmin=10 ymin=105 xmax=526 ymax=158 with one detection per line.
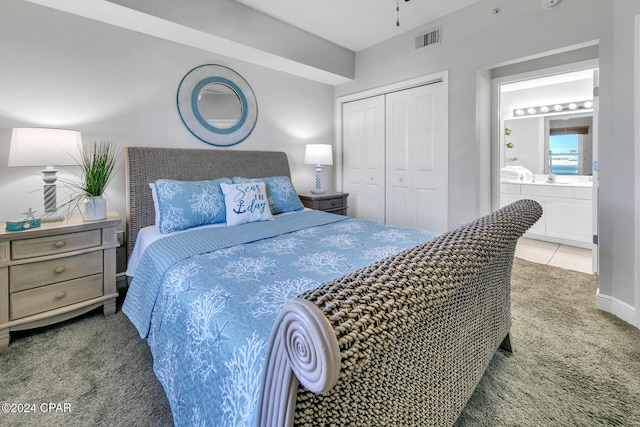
xmin=122 ymin=147 xmax=542 ymax=427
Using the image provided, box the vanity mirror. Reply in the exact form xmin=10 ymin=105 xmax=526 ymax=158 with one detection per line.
xmin=177 ymin=64 xmax=257 ymax=146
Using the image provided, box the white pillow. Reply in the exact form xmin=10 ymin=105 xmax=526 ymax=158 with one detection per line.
xmin=220 ymin=182 xmax=274 ymax=226
xmin=149 ymin=183 xmax=160 ymax=225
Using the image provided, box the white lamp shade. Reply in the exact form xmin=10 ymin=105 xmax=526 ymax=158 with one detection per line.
xmin=304 ymin=144 xmax=333 ymax=165
xmin=8 ymin=128 xmax=82 ymax=167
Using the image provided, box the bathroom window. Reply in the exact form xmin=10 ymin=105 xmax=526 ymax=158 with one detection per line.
xmin=549 ymin=134 xmax=579 ymax=175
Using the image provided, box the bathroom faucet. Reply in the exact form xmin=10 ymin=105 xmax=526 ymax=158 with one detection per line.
xmin=546 ymin=172 xmax=556 ymax=183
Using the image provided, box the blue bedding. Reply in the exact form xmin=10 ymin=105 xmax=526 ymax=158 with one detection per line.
xmin=123 ymin=210 xmax=438 ymax=426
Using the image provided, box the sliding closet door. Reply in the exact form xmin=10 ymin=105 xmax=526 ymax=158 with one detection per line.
xmin=342 ymin=95 xmax=386 ymax=222
xmin=385 ymin=83 xmax=447 ymax=232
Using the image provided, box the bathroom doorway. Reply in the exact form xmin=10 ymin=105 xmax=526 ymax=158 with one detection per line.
xmin=492 ymin=60 xmax=599 ymax=273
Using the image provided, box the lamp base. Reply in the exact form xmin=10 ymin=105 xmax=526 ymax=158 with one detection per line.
xmin=41 ymin=211 xmax=64 ymax=223
xmin=310 ymin=189 xmax=326 ymax=194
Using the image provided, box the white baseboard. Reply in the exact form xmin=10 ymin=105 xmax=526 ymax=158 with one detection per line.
xmin=595 ymin=288 xmax=638 ymax=327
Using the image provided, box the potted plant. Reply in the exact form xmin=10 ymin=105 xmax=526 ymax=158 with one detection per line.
xmin=64 ymin=140 xmax=119 ymax=221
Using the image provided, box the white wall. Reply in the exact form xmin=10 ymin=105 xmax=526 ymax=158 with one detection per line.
xmin=0 ymin=0 xmax=335 ymax=226
xmin=335 ymin=0 xmax=640 ymax=322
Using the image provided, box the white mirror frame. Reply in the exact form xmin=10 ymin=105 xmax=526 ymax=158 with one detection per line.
xmin=177 ymin=64 xmax=258 ymax=146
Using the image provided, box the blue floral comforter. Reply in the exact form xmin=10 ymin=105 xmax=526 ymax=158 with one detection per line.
xmin=122 ymin=210 xmax=438 ymax=426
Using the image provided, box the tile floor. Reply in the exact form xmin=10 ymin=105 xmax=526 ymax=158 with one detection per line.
xmin=515 ymin=237 xmax=594 ymax=274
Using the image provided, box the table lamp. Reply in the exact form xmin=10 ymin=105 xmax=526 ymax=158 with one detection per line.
xmin=8 ymin=128 xmax=82 ymax=222
xmin=304 ymin=144 xmax=333 ymax=194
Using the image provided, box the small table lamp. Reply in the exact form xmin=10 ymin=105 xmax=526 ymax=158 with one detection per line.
xmin=304 ymin=144 xmax=333 ymax=194
xmin=8 ymin=128 xmax=82 ymax=222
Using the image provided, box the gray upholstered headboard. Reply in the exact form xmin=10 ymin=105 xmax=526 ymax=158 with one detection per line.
xmin=124 ymin=147 xmax=292 ymax=257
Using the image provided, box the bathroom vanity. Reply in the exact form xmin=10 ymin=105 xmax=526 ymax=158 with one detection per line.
xmin=500 ymin=177 xmax=593 ymax=249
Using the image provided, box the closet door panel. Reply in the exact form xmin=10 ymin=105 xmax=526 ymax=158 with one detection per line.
xmin=342 ymin=96 xmax=385 ymax=222
xmin=413 ymin=88 xmax=438 ymax=231
xmin=386 ymin=83 xmax=447 ymax=232
xmin=386 ymin=185 xmax=411 ymax=227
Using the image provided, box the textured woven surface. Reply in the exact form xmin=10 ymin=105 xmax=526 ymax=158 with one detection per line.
xmin=124 ymin=147 xmax=291 ymax=256
xmin=294 ymin=199 xmax=543 ymax=426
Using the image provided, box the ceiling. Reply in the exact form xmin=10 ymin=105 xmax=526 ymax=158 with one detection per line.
xmin=234 ymin=0 xmax=483 ymax=51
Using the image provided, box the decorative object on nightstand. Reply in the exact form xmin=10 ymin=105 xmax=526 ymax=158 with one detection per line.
xmin=8 ymin=128 xmax=82 ymax=222
xmin=304 ymin=144 xmax=333 ymax=194
xmin=298 ymin=191 xmax=349 ymax=216
xmin=5 ymin=208 xmax=41 ymax=232
xmin=64 ymin=140 xmax=119 ymax=221
xmin=0 ymin=212 xmax=121 ymax=349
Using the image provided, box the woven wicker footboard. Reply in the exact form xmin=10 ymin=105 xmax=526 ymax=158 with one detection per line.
xmin=258 ymin=199 xmax=542 ymax=427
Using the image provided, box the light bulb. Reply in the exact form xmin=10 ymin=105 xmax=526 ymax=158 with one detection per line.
xmin=569 ymin=103 xmax=577 ymax=110
xmin=553 ymin=105 xmax=563 ymax=112
xmin=540 ymin=106 xmax=550 ymax=113
xmin=515 ymin=109 xmax=525 ymax=116
xmin=584 ymin=101 xmax=593 ymax=108
xmin=527 ymin=108 xmax=537 ymax=114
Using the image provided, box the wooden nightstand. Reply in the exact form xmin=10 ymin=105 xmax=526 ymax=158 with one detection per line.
xmin=298 ymin=191 xmax=349 ymax=215
xmin=0 ymin=212 xmax=121 ymax=349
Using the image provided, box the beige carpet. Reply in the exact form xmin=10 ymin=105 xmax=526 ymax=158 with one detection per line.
xmin=456 ymin=257 xmax=640 ymax=426
xmin=1 ymin=258 xmax=639 ymax=426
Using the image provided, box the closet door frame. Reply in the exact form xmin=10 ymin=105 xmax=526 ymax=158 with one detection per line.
xmin=335 ymin=70 xmax=449 ymax=225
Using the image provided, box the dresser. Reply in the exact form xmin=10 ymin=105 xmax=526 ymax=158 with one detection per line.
xmin=298 ymin=191 xmax=349 ymax=215
xmin=0 ymin=212 xmax=121 ymax=349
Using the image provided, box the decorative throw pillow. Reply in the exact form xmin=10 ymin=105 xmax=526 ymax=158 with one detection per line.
xmin=232 ymin=176 xmax=304 ymax=214
xmin=220 ymin=182 xmax=274 ymax=226
xmin=155 ymin=178 xmax=231 ymax=233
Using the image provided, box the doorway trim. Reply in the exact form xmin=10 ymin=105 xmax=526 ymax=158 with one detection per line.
xmin=490 ymin=58 xmax=599 ymax=211
xmin=635 ymin=15 xmax=640 ymax=328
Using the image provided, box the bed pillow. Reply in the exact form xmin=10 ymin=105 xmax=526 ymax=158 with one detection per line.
xmin=232 ymin=176 xmax=304 ymax=214
xmin=154 ymin=178 xmax=231 ymax=233
xmin=149 ymin=183 xmax=160 ymax=225
xmin=220 ymin=181 xmax=274 ymax=226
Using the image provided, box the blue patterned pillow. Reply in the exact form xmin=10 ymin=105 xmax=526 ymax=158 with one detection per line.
xmin=220 ymin=182 xmax=274 ymax=226
xmin=155 ymin=178 xmax=231 ymax=233
xmin=232 ymin=176 xmax=304 ymax=214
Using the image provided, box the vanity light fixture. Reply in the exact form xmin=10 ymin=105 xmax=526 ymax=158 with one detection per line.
xmin=512 ymin=100 xmax=593 ymax=117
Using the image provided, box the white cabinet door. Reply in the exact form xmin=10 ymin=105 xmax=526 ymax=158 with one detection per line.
xmin=385 ymin=83 xmax=447 ymax=232
xmin=546 ymin=198 xmax=592 ymax=243
xmin=342 ymin=95 xmax=386 ymax=222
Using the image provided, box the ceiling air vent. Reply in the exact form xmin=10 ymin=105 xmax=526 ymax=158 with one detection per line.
xmin=415 ymin=27 xmax=441 ymax=51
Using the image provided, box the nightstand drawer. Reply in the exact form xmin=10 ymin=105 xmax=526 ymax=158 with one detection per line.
xmin=10 ymin=274 xmax=104 ymax=320
xmin=10 ymin=251 xmax=103 ymax=293
xmin=12 ymin=230 xmax=101 ymax=260
xmin=316 ymin=198 xmax=345 ymax=210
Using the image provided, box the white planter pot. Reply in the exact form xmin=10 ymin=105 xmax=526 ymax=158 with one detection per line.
xmin=82 ymin=196 xmax=107 ymax=221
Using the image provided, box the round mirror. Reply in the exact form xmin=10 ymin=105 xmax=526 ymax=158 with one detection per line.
xmin=177 ymin=64 xmax=258 ymax=146
xmin=197 ymin=83 xmax=242 ymax=129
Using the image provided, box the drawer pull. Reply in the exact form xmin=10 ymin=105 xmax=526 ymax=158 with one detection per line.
xmin=54 ymin=266 xmax=65 ymax=274
xmin=55 ymin=241 xmax=66 ymax=248
xmin=331 ymin=201 xmax=338 ymax=206
xmin=55 ymin=291 xmax=66 ymax=300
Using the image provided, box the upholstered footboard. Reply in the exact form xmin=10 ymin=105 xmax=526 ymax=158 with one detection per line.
xmin=258 ymin=199 xmax=542 ymax=427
